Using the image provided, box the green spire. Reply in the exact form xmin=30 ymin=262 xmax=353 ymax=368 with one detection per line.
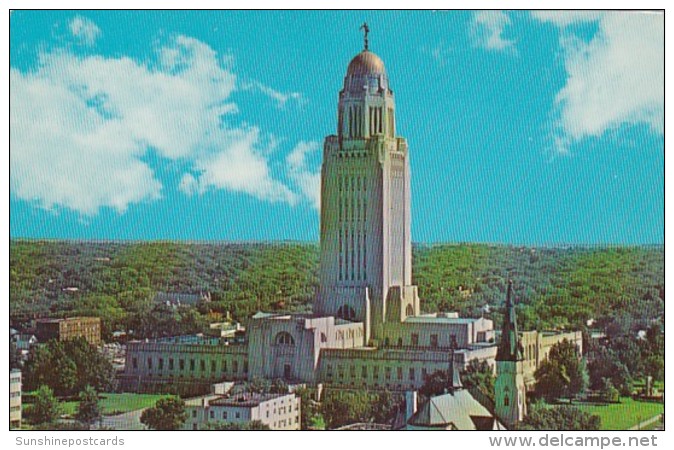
xmin=496 ymin=280 xmax=523 ymax=361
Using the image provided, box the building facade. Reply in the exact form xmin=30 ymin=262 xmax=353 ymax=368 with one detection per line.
xmin=10 ymin=370 xmax=22 ymax=429
xmin=183 ymin=392 xmax=300 ymax=430
xmin=121 ymin=336 xmax=248 ymax=395
xmin=35 ymin=317 xmax=101 ymax=345
xmin=122 ymin=29 xmax=583 ymax=400
xmin=315 ymin=42 xmax=419 ymax=344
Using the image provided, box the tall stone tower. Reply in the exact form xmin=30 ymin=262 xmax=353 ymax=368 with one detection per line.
xmin=494 ymin=280 xmax=527 ymax=428
xmin=315 ymin=24 xmax=419 ymax=343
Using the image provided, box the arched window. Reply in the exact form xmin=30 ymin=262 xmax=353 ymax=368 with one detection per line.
xmin=275 ymin=332 xmax=295 ymax=346
xmin=405 ymin=304 xmax=414 ymax=317
xmin=321 ymin=333 xmax=328 ymax=343
xmin=504 ymin=395 xmax=510 ymax=407
xmin=337 ymin=305 xmax=356 ymax=321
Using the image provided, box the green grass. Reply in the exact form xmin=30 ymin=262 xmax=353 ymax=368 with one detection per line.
xmin=60 ymin=393 xmax=171 ymax=417
xmin=575 ymin=397 xmax=664 ymax=430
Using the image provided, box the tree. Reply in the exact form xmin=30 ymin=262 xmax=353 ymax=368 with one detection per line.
xmin=247 ymin=377 xmax=271 ymax=394
xmin=295 ymin=387 xmax=321 ymax=430
xmin=461 ymin=359 xmax=495 ymax=402
xmin=10 ymin=341 xmax=22 ymax=370
xmin=587 ymin=346 xmax=632 ymax=395
xmin=371 ymin=390 xmax=397 ymax=423
xmin=270 ymin=378 xmax=289 ymax=394
xmin=140 ymin=397 xmax=187 ymax=430
xmin=519 ymin=404 xmax=600 ymax=430
xmin=643 ymin=355 xmax=664 ymax=383
xmin=598 ymin=378 xmax=620 ymax=404
xmin=419 ymin=370 xmax=451 ymax=397
xmin=76 ymin=385 xmax=101 ymax=428
xmin=23 ymin=338 xmax=115 ymax=396
xmin=29 ymin=385 xmax=62 ymax=425
xmin=320 ymin=389 xmax=397 ymax=429
xmin=534 ymin=339 xmax=587 ymax=402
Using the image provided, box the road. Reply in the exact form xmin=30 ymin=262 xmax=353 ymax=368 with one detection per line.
xmin=93 ymin=409 xmax=148 ymax=430
xmin=628 ymin=414 xmax=663 ymax=431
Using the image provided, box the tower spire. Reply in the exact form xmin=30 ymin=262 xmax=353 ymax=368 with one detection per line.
xmin=494 ymin=279 xmax=527 ymax=427
xmin=360 ymin=22 xmax=370 ymax=50
xmin=496 ymin=280 xmax=523 ymax=361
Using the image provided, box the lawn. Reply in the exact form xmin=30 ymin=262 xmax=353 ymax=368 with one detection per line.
xmin=60 ymin=393 xmax=170 ymax=417
xmin=575 ymin=397 xmax=664 ymax=430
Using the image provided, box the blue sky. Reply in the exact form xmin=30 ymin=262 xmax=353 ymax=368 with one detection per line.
xmin=9 ymin=10 xmax=664 ymax=244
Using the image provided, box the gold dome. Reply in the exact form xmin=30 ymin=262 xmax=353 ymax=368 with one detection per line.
xmin=346 ymin=50 xmax=386 ymax=76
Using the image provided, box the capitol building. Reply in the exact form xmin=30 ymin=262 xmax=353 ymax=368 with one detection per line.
xmin=121 ymin=30 xmax=580 ymax=426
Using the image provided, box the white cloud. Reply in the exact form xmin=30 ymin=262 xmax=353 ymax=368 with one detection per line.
xmin=10 ymin=35 xmax=305 ymax=215
xmin=242 ymin=81 xmax=304 ymax=108
xmin=69 ymin=16 xmax=101 ymax=46
xmin=471 ymin=11 xmax=515 ymax=52
xmin=286 ymin=141 xmax=321 ymax=210
xmin=530 ymin=11 xmax=603 ymax=27
xmin=190 ymin=127 xmax=298 ymax=204
xmin=531 ymin=11 xmax=664 ymax=152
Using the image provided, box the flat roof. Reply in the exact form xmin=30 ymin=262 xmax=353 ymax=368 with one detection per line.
xmin=404 ymin=316 xmax=483 ymax=324
xmin=209 ymin=393 xmax=292 ymax=407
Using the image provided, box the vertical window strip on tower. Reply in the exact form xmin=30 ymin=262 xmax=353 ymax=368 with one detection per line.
xmin=390 ymin=108 xmax=395 ymax=137
xmin=356 ymin=230 xmax=361 ymax=281
xmin=363 ymin=231 xmax=367 ymax=281
xmin=355 ymin=175 xmax=359 ymax=281
xmin=338 ymin=109 xmax=343 ymax=137
xmin=350 ymin=175 xmax=355 ymax=280
xmin=348 ymin=107 xmax=352 ymax=138
xmin=359 ymin=106 xmax=363 ymax=137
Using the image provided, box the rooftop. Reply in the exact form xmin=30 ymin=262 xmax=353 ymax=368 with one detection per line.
xmin=404 ymin=316 xmax=485 ymax=325
xmin=408 ymin=390 xmax=503 ymax=430
xmin=346 ymin=50 xmax=386 ymax=76
xmin=208 ymin=392 xmax=292 ymax=408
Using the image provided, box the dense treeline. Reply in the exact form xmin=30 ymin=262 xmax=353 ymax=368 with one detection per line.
xmin=10 ymin=241 xmax=663 ymax=341
xmin=10 ymin=241 xmax=318 ymax=338
xmin=415 ymin=244 xmax=663 ymax=332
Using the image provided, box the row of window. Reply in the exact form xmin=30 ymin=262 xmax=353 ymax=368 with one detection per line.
xmin=337 ymin=104 xmax=395 ymax=139
xmin=369 ymin=106 xmax=384 ymax=136
xmin=191 ymin=417 xmax=298 ymax=431
xmin=341 ymin=105 xmax=364 ymax=138
xmin=131 ymin=356 xmax=247 ymax=374
xmin=326 ymin=363 xmax=431 ymax=382
xmin=334 ymin=325 xmax=362 ymax=339
xmin=337 ymin=173 xmax=368 ymax=282
xmin=199 ymin=409 xmax=241 ymax=420
xmin=338 ymin=228 xmax=367 ymax=282
xmin=196 ymin=404 xmax=296 ymax=422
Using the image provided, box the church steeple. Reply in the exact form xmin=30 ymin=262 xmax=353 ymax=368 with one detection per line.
xmin=494 ymin=279 xmax=527 ymax=428
xmin=496 ymin=280 xmax=523 ymax=362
